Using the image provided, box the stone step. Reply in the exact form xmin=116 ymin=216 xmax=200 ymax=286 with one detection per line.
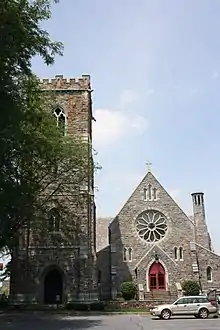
xmin=144 ymin=292 xmax=176 ymax=297
xmin=143 ymin=291 xmax=177 ymax=303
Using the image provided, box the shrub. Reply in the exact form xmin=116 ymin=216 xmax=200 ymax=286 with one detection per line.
xmin=182 ymin=280 xmax=200 ymax=296
xmin=120 ymin=281 xmax=137 ymax=301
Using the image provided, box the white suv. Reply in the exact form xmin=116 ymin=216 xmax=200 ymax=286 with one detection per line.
xmin=150 ymin=295 xmax=217 ymax=320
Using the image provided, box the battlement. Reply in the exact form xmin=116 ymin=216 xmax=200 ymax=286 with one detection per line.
xmin=40 ymin=74 xmax=91 ymax=91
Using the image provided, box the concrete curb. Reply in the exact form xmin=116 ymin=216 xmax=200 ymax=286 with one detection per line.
xmin=0 ymin=310 xmax=150 ymax=316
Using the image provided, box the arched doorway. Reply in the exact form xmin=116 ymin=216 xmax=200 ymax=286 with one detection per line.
xmin=44 ymin=268 xmax=63 ymax=304
xmin=148 ymin=262 xmax=166 ymax=291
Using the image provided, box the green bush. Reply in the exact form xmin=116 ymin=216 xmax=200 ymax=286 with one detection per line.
xmin=120 ymin=281 xmax=137 ymax=301
xmin=182 ymin=280 xmax=200 ymax=296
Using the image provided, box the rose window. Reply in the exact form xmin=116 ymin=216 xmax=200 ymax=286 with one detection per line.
xmin=136 ymin=210 xmax=168 ymax=242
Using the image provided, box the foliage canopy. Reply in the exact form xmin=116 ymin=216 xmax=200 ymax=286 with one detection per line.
xmin=0 ymin=0 xmax=97 ymax=255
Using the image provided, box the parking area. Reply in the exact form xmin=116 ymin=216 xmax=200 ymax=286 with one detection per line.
xmin=0 ymin=312 xmax=219 ymax=330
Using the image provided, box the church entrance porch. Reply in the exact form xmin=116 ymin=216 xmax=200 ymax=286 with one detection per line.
xmin=148 ymin=262 xmax=166 ymax=291
xmin=44 ymin=268 xmax=63 ymax=304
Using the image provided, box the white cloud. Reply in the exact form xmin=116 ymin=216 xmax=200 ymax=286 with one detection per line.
xmin=211 ymin=71 xmax=219 ymax=79
xmin=93 ymin=108 xmax=147 ymax=146
xmin=119 ymin=89 xmax=139 ymax=106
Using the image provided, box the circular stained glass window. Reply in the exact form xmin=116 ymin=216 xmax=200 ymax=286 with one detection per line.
xmin=136 ymin=210 xmax=168 ymax=242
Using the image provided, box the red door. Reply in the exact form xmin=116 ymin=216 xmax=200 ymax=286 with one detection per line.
xmin=149 ymin=262 xmax=166 ymax=290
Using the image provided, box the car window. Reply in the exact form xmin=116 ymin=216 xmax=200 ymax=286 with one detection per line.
xmin=186 ymin=297 xmax=199 ymax=304
xmin=175 ymin=298 xmax=188 ymax=304
xmin=198 ymin=297 xmax=208 ymax=303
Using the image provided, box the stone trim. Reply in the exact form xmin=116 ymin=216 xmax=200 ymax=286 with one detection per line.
xmin=192 ymin=263 xmax=199 ymax=272
xmin=190 ymin=241 xmax=196 ymax=251
xmin=133 ymin=244 xmax=155 ymax=269
xmin=157 ymin=245 xmax=178 ymax=266
xmin=195 ymin=242 xmax=220 ymax=258
xmin=145 ymin=259 xmax=169 ymax=292
xmin=133 ymin=244 xmax=178 ymax=270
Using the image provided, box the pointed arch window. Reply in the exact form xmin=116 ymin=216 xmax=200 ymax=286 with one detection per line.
xmin=128 ymin=247 xmax=133 ymax=262
xmin=174 ymin=247 xmax=178 ymax=260
xmin=48 ymin=208 xmax=61 ymax=232
xmin=179 ymin=247 xmax=183 ymax=260
xmin=153 ymin=188 xmax=157 ymax=200
xmin=123 ymin=247 xmax=127 ymax=261
xmin=206 ymin=266 xmax=212 ymax=282
xmin=53 ymin=107 xmax=66 ymax=136
xmin=143 ymin=186 xmax=158 ymax=201
xmin=148 ymin=184 xmax=152 ymax=200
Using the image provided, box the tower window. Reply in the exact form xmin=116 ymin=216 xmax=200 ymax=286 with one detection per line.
xmin=194 ymin=195 xmax=197 ymax=205
xmin=174 ymin=247 xmax=178 ymax=260
xmin=53 ymin=107 xmax=66 ymax=136
xmin=48 ymin=208 xmax=61 ymax=232
xmin=201 ymin=195 xmax=204 ymax=203
xmin=206 ymin=266 xmax=212 ymax=282
xmin=179 ymin=247 xmax=183 ymax=260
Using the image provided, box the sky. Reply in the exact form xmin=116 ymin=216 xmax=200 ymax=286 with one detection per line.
xmin=31 ymin=0 xmax=220 ymax=253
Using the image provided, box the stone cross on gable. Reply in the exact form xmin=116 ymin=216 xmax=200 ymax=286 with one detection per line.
xmin=146 ymin=161 xmax=152 ymax=173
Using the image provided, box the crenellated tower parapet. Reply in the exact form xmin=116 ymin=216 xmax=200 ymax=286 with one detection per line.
xmin=39 ymin=74 xmax=93 ymax=140
xmin=40 ymin=74 xmax=91 ymax=91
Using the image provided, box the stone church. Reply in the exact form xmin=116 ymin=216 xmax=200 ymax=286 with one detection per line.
xmin=96 ymin=169 xmax=220 ymax=300
xmin=9 ymin=74 xmax=220 ymax=305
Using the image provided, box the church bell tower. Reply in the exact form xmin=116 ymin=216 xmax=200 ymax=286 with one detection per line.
xmin=9 ymin=75 xmax=98 ymax=305
xmin=191 ymin=192 xmax=211 ymax=250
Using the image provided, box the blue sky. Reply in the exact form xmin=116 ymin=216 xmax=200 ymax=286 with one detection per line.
xmin=32 ymin=0 xmax=220 ymax=253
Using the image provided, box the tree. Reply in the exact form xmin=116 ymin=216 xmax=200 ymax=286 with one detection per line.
xmin=0 ymin=0 xmax=61 ymax=252
xmin=0 ymin=1 xmax=98 ymax=255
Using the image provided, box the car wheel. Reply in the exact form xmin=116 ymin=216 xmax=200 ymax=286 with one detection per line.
xmin=161 ymin=309 xmax=171 ymax=320
xmin=199 ymin=308 xmax=209 ymax=319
